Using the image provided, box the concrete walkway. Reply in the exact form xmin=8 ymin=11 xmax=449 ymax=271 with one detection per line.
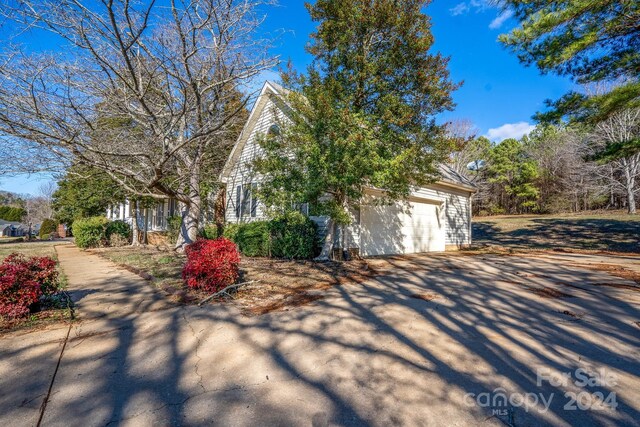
xmin=1 ymin=246 xmax=639 ymax=426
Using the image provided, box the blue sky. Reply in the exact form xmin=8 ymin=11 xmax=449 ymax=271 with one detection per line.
xmin=1 ymin=0 xmax=574 ymax=196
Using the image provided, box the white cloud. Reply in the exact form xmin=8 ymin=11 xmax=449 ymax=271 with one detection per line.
xmin=449 ymin=0 xmax=493 ymax=16
xmin=469 ymin=0 xmax=492 ymax=11
xmin=449 ymin=3 xmax=469 ymax=16
xmin=489 ymin=10 xmax=514 ymax=29
xmin=449 ymin=1 xmax=514 ymax=29
xmin=485 ymin=122 xmax=535 ymax=142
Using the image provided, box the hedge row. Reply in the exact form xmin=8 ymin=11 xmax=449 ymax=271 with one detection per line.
xmin=223 ymin=211 xmax=318 ymax=259
xmin=72 ymin=217 xmax=131 ymax=248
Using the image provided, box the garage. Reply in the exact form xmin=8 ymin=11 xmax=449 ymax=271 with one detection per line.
xmin=360 ymin=197 xmax=446 ymax=256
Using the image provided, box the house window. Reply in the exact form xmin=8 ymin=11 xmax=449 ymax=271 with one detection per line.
xmin=267 ymin=124 xmax=280 ymax=137
xmin=155 ymin=201 xmax=165 ymax=229
xmin=168 ymin=199 xmax=177 ymax=217
xmin=235 ymin=183 xmax=258 ymax=219
xmin=242 ymin=186 xmax=251 ymax=217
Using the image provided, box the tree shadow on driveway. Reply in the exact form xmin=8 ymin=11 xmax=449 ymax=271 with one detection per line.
xmin=2 ymin=250 xmax=639 ymax=426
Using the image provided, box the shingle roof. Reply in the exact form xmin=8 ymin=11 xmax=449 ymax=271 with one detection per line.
xmin=438 ymin=163 xmax=476 ymax=190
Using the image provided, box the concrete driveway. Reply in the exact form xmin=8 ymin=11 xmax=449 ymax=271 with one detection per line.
xmin=1 ymin=247 xmax=639 ymax=426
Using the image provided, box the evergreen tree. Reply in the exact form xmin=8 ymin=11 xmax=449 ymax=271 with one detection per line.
xmin=499 ymin=0 xmax=640 ymax=124
xmin=0 ymin=206 xmax=26 ymax=222
xmin=485 ymin=138 xmax=540 ymax=213
xmin=52 ymin=165 xmax=126 ymax=226
xmin=255 ymin=0 xmax=457 ymax=241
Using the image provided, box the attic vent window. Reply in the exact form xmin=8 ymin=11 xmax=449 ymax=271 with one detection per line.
xmin=267 ymin=124 xmax=280 ymax=137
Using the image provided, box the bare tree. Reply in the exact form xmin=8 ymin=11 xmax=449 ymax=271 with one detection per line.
xmin=21 ymin=183 xmax=55 ymax=238
xmin=0 ymin=0 xmax=277 ymax=249
xmin=525 ymin=126 xmax=606 ymax=212
xmin=592 ymin=108 xmax=640 ymax=214
xmin=445 ymin=119 xmax=486 ymax=178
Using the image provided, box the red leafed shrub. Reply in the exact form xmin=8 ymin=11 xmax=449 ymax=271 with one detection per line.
xmin=183 ymin=238 xmax=240 ymax=293
xmin=0 ymin=253 xmax=59 ymax=319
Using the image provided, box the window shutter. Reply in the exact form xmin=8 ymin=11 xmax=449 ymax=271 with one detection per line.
xmin=251 ymin=183 xmax=258 ymax=217
xmin=235 ymin=186 xmax=241 ymax=217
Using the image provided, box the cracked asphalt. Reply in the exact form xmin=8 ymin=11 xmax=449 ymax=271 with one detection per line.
xmin=1 ymin=246 xmax=639 ymax=426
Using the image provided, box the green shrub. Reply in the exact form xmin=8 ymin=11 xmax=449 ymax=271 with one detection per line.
xmin=222 ymin=214 xmax=318 ymax=259
xmin=235 ymin=221 xmax=271 ymax=257
xmin=222 ymin=223 xmax=240 ymax=242
xmin=166 ymin=215 xmax=182 ymax=244
xmin=200 ymin=224 xmax=220 ymax=240
xmin=72 ymin=216 xmax=109 ymax=248
xmin=269 ymin=211 xmax=318 ymax=259
xmin=39 ymin=219 xmax=58 ymax=239
xmin=106 ymin=220 xmax=130 ymax=240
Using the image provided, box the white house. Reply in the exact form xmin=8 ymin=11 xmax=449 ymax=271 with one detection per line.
xmin=106 ymin=198 xmax=179 ymax=233
xmin=219 ymin=82 xmax=476 ymax=257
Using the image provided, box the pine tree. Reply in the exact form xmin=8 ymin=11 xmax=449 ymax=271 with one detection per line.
xmin=499 ymin=0 xmax=640 ymax=123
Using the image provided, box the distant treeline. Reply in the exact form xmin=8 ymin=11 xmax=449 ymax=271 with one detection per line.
xmin=448 ymin=121 xmax=639 ymax=216
xmin=0 ymin=206 xmax=26 ymax=222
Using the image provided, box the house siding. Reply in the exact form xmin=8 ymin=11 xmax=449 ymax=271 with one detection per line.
xmin=224 ymin=96 xmax=283 ymax=223
xmin=411 ymin=184 xmax=472 ymax=247
xmin=221 ymin=82 xmax=475 ymax=253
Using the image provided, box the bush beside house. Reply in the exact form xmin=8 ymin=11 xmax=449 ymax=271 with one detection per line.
xmin=269 ymin=212 xmax=318 ymax=259
xmin=233 ymin=221 xmax=271 ymax=257
xmin=107 ymin=220 xmax=131 ymax=247
xmin=222 ymin=212 xmax=318 ymax=259
xmin=73 ymin=217 xmax=131 ymax=248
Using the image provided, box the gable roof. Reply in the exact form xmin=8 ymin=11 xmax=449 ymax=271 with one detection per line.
xmin=220 ymin=81 xmax=283 ymax=183
xmin=438 ymin=164 xmax=476 ymax=191
xmin=220 ymin=81 xmax=476 ymax=192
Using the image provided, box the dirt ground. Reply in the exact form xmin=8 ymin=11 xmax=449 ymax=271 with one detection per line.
xmin=93 ymin=246 xmax=374 ymax=315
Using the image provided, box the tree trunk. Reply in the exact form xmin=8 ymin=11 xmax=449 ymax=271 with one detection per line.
xmin=628 ymin=187 xmax=637 ymax=214
xmin=315 ymin=219 xmax=335 ymax=261
xmin=143 ymin=208 xmax=149 ymax=245
xmin=131 ymin=200 xmax=140 ymax=246
xmin=175 ymin=199 xmax=200 ymax=250
xmin=214 ymin=187 xmax=226 ymax=238
xmin=622 ymin=157 xmax=637 ymax=214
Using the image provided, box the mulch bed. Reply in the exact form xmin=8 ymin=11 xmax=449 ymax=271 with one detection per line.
xmin=93 ymin=246 xmax=376 ymax=315
xmin=233 ymin=258 xmax=375 ymax=315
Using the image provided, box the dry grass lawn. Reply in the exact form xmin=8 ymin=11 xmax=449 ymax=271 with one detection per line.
xmin=0 ymin=240 xmax=62 ymax=261
xmin=473 ymin=210 xmax=639 ymax=253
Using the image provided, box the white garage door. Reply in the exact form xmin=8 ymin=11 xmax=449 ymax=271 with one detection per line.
xmin=360 ymin=199 xmax=445 ymax=256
